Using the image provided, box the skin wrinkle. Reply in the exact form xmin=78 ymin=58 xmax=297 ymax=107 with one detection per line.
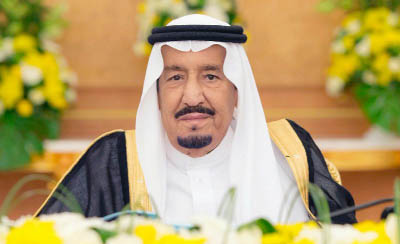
xmin=158 ymin=44 xmax=238 ymax=157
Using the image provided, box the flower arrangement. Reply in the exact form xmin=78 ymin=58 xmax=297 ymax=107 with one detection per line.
xmin=0 ymin=0 xmax=76 ymax=170
xmin=134 ymin=0 xmax=241 ymax=56
xmin=0 ymin=213 xmax=398 ymax=244
xmin=320 ymin=0 xmax=400 ymax=135
xmin=0 ymin=176 xmax=399 ymax=244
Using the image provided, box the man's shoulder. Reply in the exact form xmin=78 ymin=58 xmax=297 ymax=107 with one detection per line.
xmin=268 ymin=118 xmax=314 ymax=145
xmin=81 ymin=129 xmax=128 ymax=159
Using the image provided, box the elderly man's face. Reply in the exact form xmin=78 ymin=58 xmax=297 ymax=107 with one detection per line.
xmin=158 ymin=44 xmax=237 ymax=157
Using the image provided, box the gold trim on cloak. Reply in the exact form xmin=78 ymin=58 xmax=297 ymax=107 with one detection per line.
xmin=34 ymin=129 xmax=125 ymax=217
xmin=125 ymin=130 xmax=152 ymax=212
xmin=268 ymin=119 xmax=317 ymax=220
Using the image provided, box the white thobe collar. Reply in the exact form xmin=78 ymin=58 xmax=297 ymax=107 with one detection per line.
xmin=163 ymin=127 xmax=234 ymax=225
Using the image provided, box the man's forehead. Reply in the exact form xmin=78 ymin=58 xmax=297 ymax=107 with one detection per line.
xmin=163 ymin=64 xmax=222 ymax=72
xmin=160 ymin=44 xmax=226 ymax=69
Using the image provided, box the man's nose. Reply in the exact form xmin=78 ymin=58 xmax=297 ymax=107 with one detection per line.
xmin=182 ymin=75 xmax=205 ymax=106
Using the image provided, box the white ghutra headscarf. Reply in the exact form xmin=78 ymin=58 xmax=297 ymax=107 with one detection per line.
xmin=135 ymin=14 xmax=308 ymax=225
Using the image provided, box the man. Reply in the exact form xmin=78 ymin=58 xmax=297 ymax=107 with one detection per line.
xmin=36 ymin=14 xmax=356 ymax=225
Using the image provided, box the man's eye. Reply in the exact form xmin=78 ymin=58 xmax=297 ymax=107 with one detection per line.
xmin=168 ymin=75 xmax=182 ymax=81
xmin=206 ymin=74 xmax=218 ymax=80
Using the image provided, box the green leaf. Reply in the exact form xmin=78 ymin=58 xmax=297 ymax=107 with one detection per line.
xmin=308 ymin=183 xmax=331 ymax=224
xmin=24 ymin=131 xmax=44 ymax=155
xmin=339 ymin=0 xmax=354 ymax=9
xmin=354 ymin=82 xmax=400 ymax=135
xmin=238 ymin=218 xmax=276 ymax=234
xmin=0 ymin=118 xmax=30 ymax=170
xmin=92 ymin=228 xmax=118 ymax=244
xmin=316 ymin=0 xmax=336 ymax=12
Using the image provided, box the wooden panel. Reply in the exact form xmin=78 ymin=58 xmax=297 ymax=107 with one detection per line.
xmin=240 ymin=0 xmax=344 ymax=87
xmin=341 ymin=170 xmax=399 ymax=222
xmin=0 ymin=172 xmax=49 ymax=219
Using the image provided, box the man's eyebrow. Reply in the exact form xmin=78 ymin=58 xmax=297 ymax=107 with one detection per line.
xmin=200 ymin=65 xmax=221 ymax=71
xmin=163 ymin=65 xmax=185 ymax=71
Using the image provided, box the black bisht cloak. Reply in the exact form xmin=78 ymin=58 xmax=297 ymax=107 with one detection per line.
xmin=36 ymin=119 xmax=357 ymax=224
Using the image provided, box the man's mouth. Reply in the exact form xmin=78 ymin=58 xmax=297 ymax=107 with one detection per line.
xmin=174 ymin=105 xmax=215 ymax=119
xmin=178 ymin=112 xmax=211 ymax=121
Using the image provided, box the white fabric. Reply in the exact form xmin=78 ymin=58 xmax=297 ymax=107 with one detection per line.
xmin=164 ymin=127 xmax=233 ymax=225
xmin=135 ymin=14 xmax=308 ymax=225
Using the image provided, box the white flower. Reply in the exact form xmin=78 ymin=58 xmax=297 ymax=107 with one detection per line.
xmin=106 ymin=234 xmax=142 ymax=244
xmin=170 ymin=2 xmax=187 ymax=17
xmin=204 ymin=4 xmax=229 ymax=23
xmin=41 ymin=39 xmax=60 ymax=53
xmin=192 ymin=216 xmax=229 ymax=244
xmin=296 ymin=224 xmax=378 ymax=244
xmin=0 ymin=225 xmax=8 ymax=244
xmin=219 ymin=0 xmax=233 ymax=12
xmin=63 ymin=229 xmax=103 ymax=244
xmin=355 ymin=38 xmax=370 ymax=57
xmin=345 ymin=20 xmax=361 ymax=34
xmin=362 ymin=71 xmax=377 ymax=85
xmin=65 ymin=88 xmax=77 ymax=103
xmin=389 ymin=57 xmax=400 ymax=72
xmin=331 ymin=41 xmax=345 ymax=54
xmin=388 ymin=13 xmax=399 ymax=26
xmin=155 ymin=0 xmax=171 ymax=12
xmin=186 ymin=0 xmax=199 ymax=6
xmin=385 ymin=214 xmax=398 ymax=244
xmin=21 ymin=64 xmax=43 ymax=86
xmin=326 ymin=76 xmax=345 ymax=97
xmin=235 ymin=228 xmax=262 ymax=244
xmin=40 ymin=213 xmax=112 ymax=242
xmin=0 ymin=38 xmax=14 ymax=62
xmin=60 ymin=70 xmax=78 ymax=86
xmin=40 ymin=214 xmax=108 ymax=244
xmin=28 ymin=89 xmax=45 ymax=105
xmin=0 ymin=100 xmax=4 ymax=116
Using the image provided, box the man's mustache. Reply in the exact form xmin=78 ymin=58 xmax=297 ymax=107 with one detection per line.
xmin=174 ymin=105 xmax=215 ymax=119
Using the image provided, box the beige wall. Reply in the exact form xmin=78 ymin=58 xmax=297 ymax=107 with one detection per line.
xmin=55 ymin=0 xmax=370 ymax=138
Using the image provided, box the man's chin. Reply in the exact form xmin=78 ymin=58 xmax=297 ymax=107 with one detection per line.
xmin=177 ymin=134 xmax=212 ymax=149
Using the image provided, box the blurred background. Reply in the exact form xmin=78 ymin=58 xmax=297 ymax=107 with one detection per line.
xmin=0 ymin=0 xmax=399 ymax=222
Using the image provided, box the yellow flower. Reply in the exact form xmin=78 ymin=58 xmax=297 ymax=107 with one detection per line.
xmin=342 ymin=35 xmax=356 ymax=50
xmin=328 ymin=53 xmax=360 ymax=80
xmin=373 ymin=52 xmax=390 ymax=71
xmin=369 ymin=33 xmax=388 ymax=54
xmin=165 ymin=18 xmax=173 ymax=25
xmin=6 ymin=219 xmax=62 ymax=244
xmin=385 ymin=29 xmax=400 ymax=45
xmin=342 ymin=12 xmax=361 ymax=27
xmin=294 ymin=238 xmax=315 ymax=244
xmin=135 ymin=225 xmax=157 ymax=244
xmin=137 ymin=2 xmax=147 ymax=14
xmin=0 ymin=66 xmax=23 ymax=109
xmin=144 ymin=43 xmax=153 ymax=56
xmin=354 ymin=221 xmax=391 ymax=243
xmin=152 ymin=15 xmax=161 ymax=25
xmin=363 ymin=8 xmax=391 ymax=32
xmin=157 ymin=234 xmax=206 ymax=244
xmin=262 ymin=232 xmax=293 ymax=244
xmin=13 ymin=34 xmax=37 ymax=53
xmin=16 ymin=99 xmax=33 ymax=117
